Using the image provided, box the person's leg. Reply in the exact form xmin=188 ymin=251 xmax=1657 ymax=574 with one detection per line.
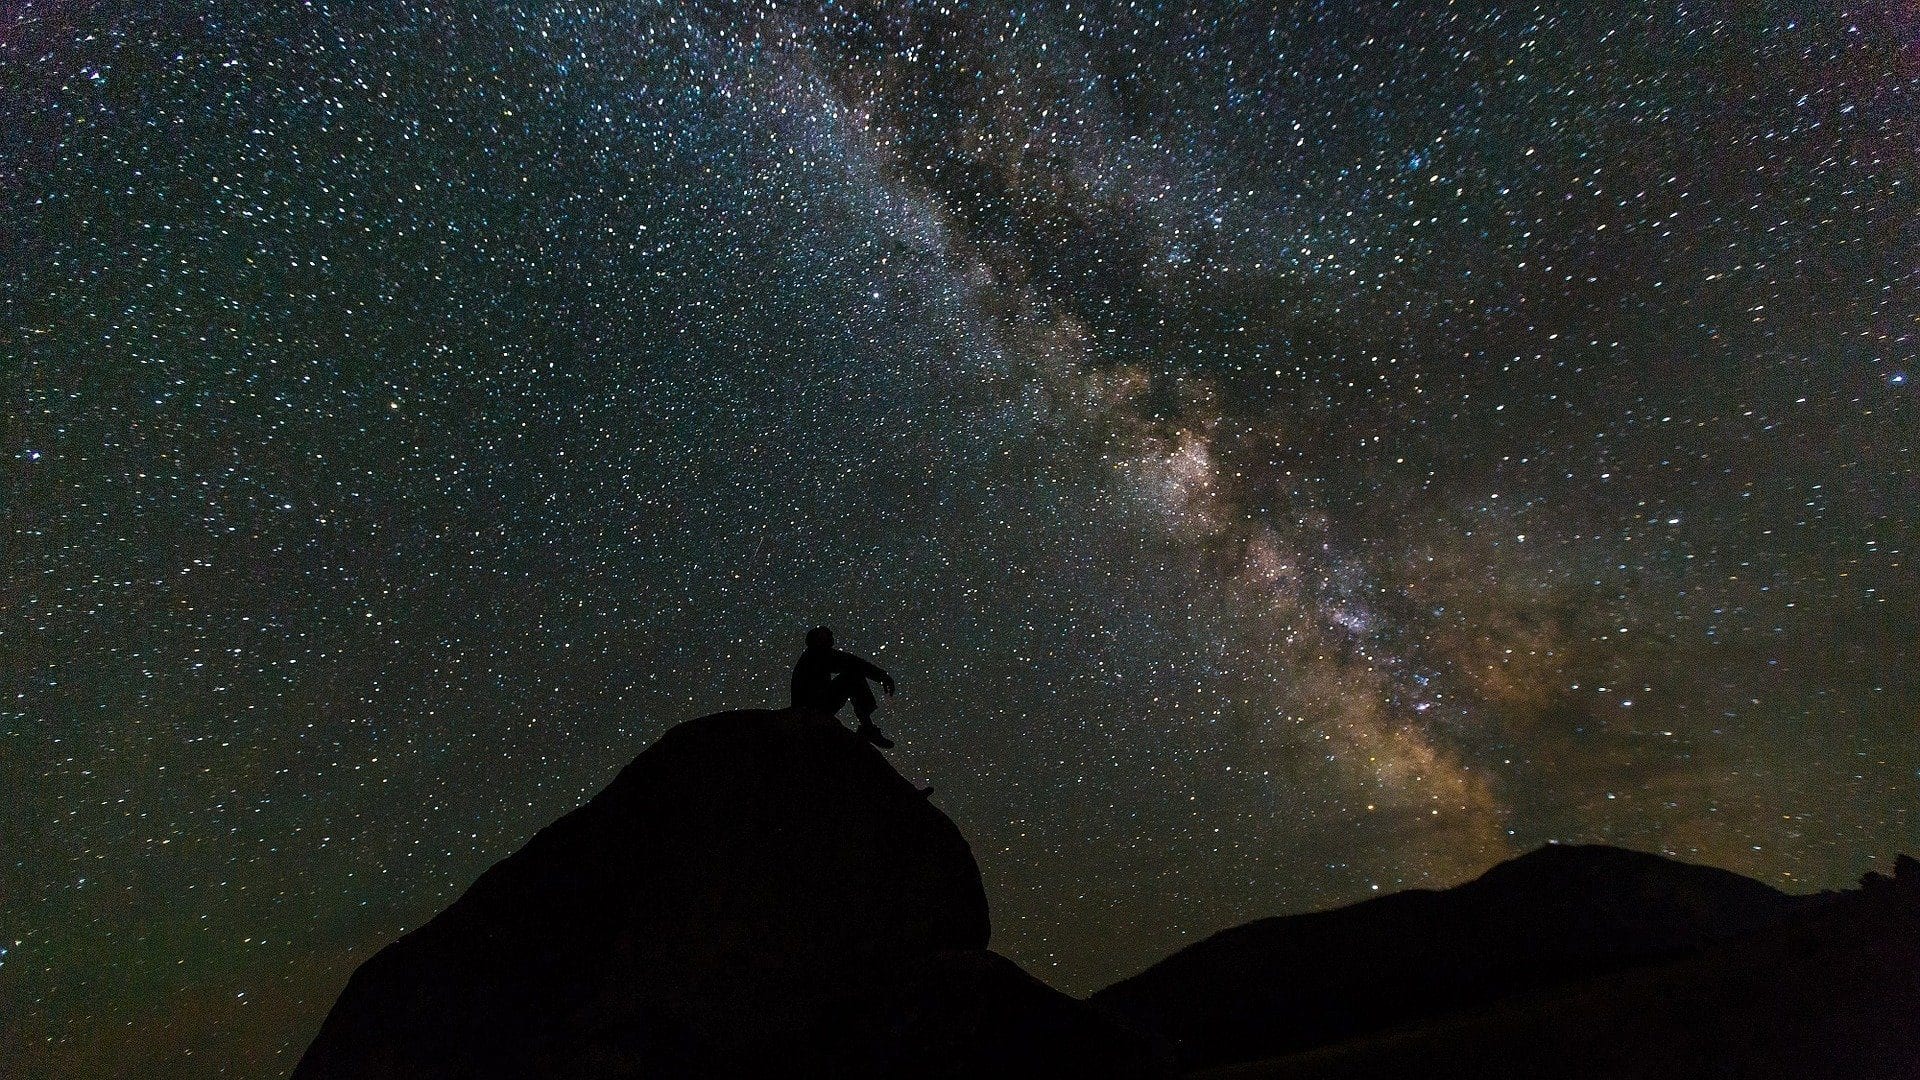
xmin=848 ymin=676 xmax=877 ymax=723
xmin=822 ymin=671 xmax=859 ymax=717
xmin=819 ymin=686 xmax=853 ymax=717
xmin=833 ymin=672 xmax=892 ymax=748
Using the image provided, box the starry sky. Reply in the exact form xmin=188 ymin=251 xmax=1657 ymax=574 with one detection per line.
xmin=4 ymin=0 xmax=1918 ymax=1075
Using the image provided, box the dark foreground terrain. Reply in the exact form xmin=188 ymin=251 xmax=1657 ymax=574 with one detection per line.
xmin=297 ymin=710 xmax=1920 ymax=1079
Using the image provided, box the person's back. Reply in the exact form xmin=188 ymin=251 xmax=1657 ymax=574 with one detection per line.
xmin=789 ymin=626 xmax=895 ymax=748
xmin=788 ymin=644 xmax=845 ymax=713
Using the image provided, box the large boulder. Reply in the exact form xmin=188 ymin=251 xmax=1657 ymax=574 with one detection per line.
xmin=293 ymin=709 xmax=1161 ymax=1079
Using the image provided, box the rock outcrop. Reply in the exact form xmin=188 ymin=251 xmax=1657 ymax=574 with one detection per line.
xmin=292 ymin=709 xmax=1161 ymax=1079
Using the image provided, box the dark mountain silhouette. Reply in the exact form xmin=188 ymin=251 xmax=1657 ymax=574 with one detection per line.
xmin=1092 ymin=844 xmax=1831 ymax=1072
xmin=291 ymin=709 xmax=1163 ymax=1080
xmin=1197 ymin=865 xmax=1920 ymax=1080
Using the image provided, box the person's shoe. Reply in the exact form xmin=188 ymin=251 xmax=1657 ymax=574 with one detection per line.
xmin=857 ymin=720 xmax=894 ymax=749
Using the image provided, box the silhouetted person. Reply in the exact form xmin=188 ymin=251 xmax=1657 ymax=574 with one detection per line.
xmin=791 ymin=626 xmax=896 ymax=748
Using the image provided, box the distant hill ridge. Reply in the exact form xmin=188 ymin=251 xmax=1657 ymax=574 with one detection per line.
xmin=1095 ymin=844 xmax=1920 ymax=1078
xmin=1187 ymin=862 xmax=1920 ymax=1080
xmin=1091 ymin=842 xmax=1823 ymax=1071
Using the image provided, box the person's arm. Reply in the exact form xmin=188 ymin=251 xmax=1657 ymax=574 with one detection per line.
xmin=849 ymin=652 xmax=896 ymax=695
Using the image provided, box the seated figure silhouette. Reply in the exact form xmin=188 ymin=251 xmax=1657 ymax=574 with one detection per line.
xmin=790 ymin=626 xmax=896 ymax=748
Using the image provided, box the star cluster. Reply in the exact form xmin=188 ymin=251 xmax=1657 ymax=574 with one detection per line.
xmin=4 ymin=1 xmax=1918 ymax=1075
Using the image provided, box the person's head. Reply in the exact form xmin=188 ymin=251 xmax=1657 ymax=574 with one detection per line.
xmin=805 ymin=626 xmax=835 ymax=651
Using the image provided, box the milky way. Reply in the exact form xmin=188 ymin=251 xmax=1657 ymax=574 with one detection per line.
xmin=5 ymin=1 xmax=1918 ymax=1075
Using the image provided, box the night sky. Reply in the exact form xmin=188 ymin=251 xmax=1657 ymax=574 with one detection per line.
xmin=5 ymin=0 xmax=1919 ymax=1075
